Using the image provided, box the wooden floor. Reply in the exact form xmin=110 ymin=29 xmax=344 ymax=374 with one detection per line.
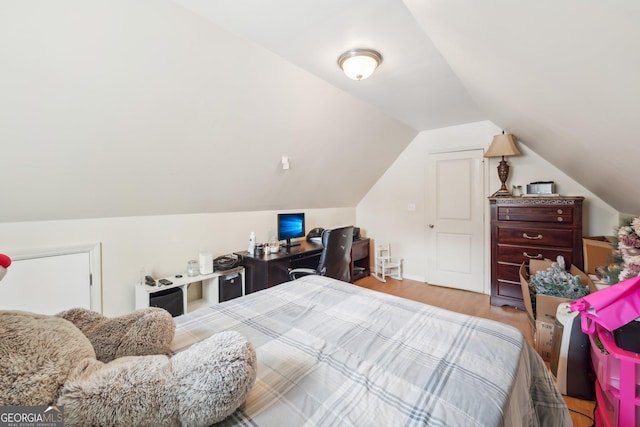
xmin=354 ymin=275 xmax=596 ymax=427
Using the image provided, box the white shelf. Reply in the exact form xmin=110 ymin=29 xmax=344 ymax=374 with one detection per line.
xmin=136 ymin=271 xmax=217 ymax=294
xmin=134 ymin=267 xmax=244 ymax=316
xmin=187 ymin=298 xmax=210 ymax=313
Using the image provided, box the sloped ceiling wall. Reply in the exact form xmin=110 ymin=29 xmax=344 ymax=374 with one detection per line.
xmin=0 ymin=0 xmax=416 ymax=222
xmin=3 ymin=1 xmax=637 ymax=223
xmin=171 ymin=0 xmax=487 ymax=132
xmin=406 ymin=0 xmax=640 ymax=214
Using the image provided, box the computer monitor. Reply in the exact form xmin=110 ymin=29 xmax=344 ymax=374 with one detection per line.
xmin=277 ymin=213 xmax=305 ymax=248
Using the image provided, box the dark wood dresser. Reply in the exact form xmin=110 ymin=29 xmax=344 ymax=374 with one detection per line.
xmin=489 ymin=196 xmax=584 ymax=309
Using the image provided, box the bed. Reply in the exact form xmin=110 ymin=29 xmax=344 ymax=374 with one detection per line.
xmin=171 ymin=275 xmax=570 ymax=426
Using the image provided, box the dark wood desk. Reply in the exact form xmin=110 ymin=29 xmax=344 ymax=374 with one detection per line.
xmin=350 ymin=238 xmax=371 ymax=282
xmin=241 ymin=238 xmax=370 ymax=294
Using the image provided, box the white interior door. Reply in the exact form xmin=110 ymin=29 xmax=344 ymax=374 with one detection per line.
xmin=0 ymin=244 xmax=102 ymax=314
xmin=426 ymin=150 xmax=484 ymax=293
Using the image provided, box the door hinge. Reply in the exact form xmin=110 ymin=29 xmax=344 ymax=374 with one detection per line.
xmin=89 ymin=273 xmax=93 ymax=286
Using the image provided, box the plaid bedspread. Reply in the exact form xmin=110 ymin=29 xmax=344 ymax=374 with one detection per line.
xmin=172 ymin=275 xmax=570 ymax=427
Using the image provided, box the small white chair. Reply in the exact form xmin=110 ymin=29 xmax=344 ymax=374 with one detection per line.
xmin=373 ymin=243 xmax=402 ymax=282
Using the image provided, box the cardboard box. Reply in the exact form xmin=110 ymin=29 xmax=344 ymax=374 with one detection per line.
xmin=519 ymin=259 xmax=596 ymax=360
xmin=583 ymin=236 xmax=615 ymax=275
xmin=534 ymin=320 xmax=555 ymax=361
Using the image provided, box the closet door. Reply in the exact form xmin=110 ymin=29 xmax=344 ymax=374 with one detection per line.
xmin=425 ymin=149 xmax=485 ymax=293
xmin=0 ymin=245 xmax=101 ymax=314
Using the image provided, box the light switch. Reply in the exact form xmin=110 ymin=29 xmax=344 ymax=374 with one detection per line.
xmin=407 ymin=203 xmax=416 ymax=212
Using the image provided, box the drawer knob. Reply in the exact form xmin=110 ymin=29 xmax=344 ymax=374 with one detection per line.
xmin=506 ymin=215 xmax=511 ymax=220
xmin=505 ymin=208 xmax=510 ymax=213
xmin=523 ymin=233 xmax=543 ymax=240
xmin=557 ymin=209 xmax=563 ymax=214
xmin=523 ymin=252 xmax=543 ymax=259
xmin=557 ymin=217 xmax=563 ymax=222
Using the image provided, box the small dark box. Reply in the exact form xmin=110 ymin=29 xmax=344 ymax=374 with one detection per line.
xmin=219 ymin=272 xmax=243 ymax=302
xmin=614 ymin=320 xmax=640 ymax=353
xmin=149 ymin=287 xmax=183 ymax=317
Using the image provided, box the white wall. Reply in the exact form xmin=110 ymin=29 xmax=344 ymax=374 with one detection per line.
xmin=1 ymin=117 xmax=621 ymax=314
xmin=0 ymin=0 xmax=415 ymax=223
xmin=508 ymin=143 xmax=618 ymax=237
xmin=0 ymin=208 xmax=354 ymax=316
xmin=357 ymin=120 xmax=619 ymax=286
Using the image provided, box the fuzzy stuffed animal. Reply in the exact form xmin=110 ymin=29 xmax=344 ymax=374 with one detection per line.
xmin=56 ymin=307 xmax=175 ymax=362
xmin=0 ymin=254 xmax=257 ymax=426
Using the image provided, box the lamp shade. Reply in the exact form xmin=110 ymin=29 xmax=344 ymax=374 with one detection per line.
xmin=338 ymin=49 xmax=382 ymax=81
xmin=484 ymin=134 xmax=521 ymax=158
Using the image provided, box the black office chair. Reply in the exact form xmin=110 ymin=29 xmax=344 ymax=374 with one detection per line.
xmin=289 ymin=226 xmax=354 ymax=282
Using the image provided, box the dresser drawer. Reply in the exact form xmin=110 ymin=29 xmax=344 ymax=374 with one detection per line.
xmin=496 ymin=262 xmax=521 ymax=283
xmin=495 ymin=280 xmax=523 ymax=300
xmin=497 ymin=244 xmax=574 ymax=266
xmin=351 ymin=240 xmax=369 ymax=261
xmin=497 ymin=226 xmax=574 ymax=248
xmin=497 ymin=206 xmax=574 ymax=224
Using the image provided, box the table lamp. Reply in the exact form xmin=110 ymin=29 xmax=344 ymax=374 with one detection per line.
xmin=485 ymin=133 xmax=521 ymax=197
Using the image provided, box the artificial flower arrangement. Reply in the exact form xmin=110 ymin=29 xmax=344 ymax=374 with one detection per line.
xmin=529 ymin=256 xmax=590 ymax=299
xmin=613 ymin=216 xmax=640 ymax=282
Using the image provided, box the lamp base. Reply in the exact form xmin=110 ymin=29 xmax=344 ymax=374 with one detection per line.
xmin=490 ymin=188 xmax=512 ymax=197
xmin=492 ymin=157 xmax=512 ymax=197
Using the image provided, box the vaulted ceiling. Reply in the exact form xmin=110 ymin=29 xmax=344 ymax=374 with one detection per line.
xmin=407 ymin=1 xmax=640 ymax=215
xmin=1 ymin=0 xmax=638 ymax=222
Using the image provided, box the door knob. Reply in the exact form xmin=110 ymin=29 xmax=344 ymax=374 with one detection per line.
xmin=428 ymin=224 xmax=434 ymax=228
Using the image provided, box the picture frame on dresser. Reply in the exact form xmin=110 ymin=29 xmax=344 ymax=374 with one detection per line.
xmin=489 ymin=196 xmax=584 ymax=310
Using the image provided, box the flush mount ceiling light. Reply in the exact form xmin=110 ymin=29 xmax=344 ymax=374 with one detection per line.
xmin=337 ymin=48 xmax=383 ymax=81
